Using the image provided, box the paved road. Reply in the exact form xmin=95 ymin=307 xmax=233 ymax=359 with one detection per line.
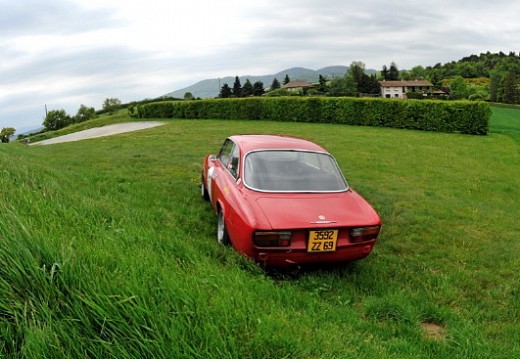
xmin=31 ymin=121 xmax=166 ymax=146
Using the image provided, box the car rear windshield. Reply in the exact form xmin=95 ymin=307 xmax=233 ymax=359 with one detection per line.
xmin=244 ymin=150 xmax=349 ymax=192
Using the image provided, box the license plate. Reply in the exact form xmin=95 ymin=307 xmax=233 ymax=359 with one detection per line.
xmin=308 ymin=230 xmax=338 ymax=253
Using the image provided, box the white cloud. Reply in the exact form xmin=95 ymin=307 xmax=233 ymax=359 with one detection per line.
xmin=1 ymin=0 xmax=520 ymax=131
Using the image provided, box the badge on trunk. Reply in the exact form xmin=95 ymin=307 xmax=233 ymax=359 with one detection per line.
xmin=311 ymin=215 xmax=337 ymax=224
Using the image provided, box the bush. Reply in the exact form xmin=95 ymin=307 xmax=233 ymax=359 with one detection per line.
xmin=468 ymin=92 xmax=487 ymax=101
xmin=406 ymin=92 xmax=428 ymax=100
xmin=136 ymin=102 xmax=175 ymax=118
xmin=135 ymin=97 xmax=490 ymax=135
xmin=265 ymin=89 xmax=292 ymax=97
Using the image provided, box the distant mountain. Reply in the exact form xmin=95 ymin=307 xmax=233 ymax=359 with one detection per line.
xmin=164 ymin=66 xmax=368 ymax=99
xmin=16 ymin=125 xmax=44 ymax=137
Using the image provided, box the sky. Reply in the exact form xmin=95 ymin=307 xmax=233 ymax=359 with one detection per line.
xmin=1 ymin=0 xmax=519 ymax=133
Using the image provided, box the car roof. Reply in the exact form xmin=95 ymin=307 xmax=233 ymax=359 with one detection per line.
xmin=229 ymin=134 xmax=327 ymax=154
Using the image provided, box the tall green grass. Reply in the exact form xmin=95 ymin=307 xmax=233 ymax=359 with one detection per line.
xmin=1 ymin=109 xmax=519 ymax=358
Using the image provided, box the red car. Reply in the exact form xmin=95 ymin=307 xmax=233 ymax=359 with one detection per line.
xmin=201 ymin=135 xmax=381 ymax=267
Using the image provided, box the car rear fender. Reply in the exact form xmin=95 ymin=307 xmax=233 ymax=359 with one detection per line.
xmin=215 ymin=198 xmax=237 ymax=245
xmin=214 ymin=182 xmax=263 ymax=250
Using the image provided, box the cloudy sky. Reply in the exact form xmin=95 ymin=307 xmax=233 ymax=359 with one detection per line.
xmin=1 ymin=0 xmax=519 ymax=132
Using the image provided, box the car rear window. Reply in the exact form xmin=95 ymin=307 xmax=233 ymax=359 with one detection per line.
xmin=244 ymin=150 xmax=349 ymax=192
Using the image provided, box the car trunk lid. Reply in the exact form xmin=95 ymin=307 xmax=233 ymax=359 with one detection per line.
xmin=254 ymin=190 xmax=380 ymax=229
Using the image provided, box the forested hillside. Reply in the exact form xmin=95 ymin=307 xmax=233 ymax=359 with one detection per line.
xmin=399 ymin=51 xmax=520 ymax=103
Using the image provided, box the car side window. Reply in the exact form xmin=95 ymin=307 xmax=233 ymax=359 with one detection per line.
xmin=218 ymin=139 xmax=234 ymax=167
xmin=228 ymin=145 xmax=240 ymax=179
xmin=218 ymin=140 xmax=240 ymax=179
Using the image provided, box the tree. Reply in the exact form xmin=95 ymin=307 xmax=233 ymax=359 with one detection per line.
xmin=428 ymin=69 xmax=442 ymax=87
xmin=184 ymin=92 xmax=194 ymax=100
xmin=328 ymin=75 xmax=356 ymax=96
xmin=219 ymin=83 xmax=232 ymax=98
xmin=346 ymin=62 xmax=380 ymax=95
xmin=449 ymin=76 xmax=470 ymax=100
xmin=408 ymin=66 xmax=426 ymax=80
xmin=456 ymin=62 xmax=478 ymax=78
xmin=232 ymin=76 xmax=242 ymax=97
xmin=489 ymin=69 xmax=503 ymax=102
xmin=75 ymin=104 xmax=96 ymax=123
xmin=283 ymin=74 xmax=291 ymax=85
xmin=361 ymin=74 xmax=381 ymax=95
xmin=349 ymin=61 xmax=365 ymax=87
xmin=241 ymin=79 xmax=253 ymax=97
xmin=1 ymin=127 xmax=15 ymax=143
xmin=43 ymin=109 xmax=72 ymax=131
xmin=102 ymin=98 xmax=122 ymax=113
xmin=388 ymin=62 xmax=400 ymax=80
xmin=381 ymin=65 xmax=389 ymax=80
xmin=317 ymin=75 xmax=328 ymax=94
xmin=502 ymin=70 xmax=519 ymax=104
xmin=270 ymin=78 xmax=281 ymax=90
xmin=252 ymin=81 xmax=265 ymax=96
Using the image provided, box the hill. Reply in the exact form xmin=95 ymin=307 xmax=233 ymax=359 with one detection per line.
xmin=165 ymin=66 xmax=357 ymax=99
xmin=1 ymin=109 xmax=518 ymax=357
xmin=164 ymin=52 xmax=520 ymax=102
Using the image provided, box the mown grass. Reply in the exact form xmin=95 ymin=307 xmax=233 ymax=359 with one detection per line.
xmin=1 ymin=108 xmax=519 ymax=358
xmin=490 ymin=106 xmax=520 ymax=145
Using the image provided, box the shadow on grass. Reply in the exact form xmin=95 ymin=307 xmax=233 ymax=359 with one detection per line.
xmin=264 ymin=261 xmax=359 ymax=281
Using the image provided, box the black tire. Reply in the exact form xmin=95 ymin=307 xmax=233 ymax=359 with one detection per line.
xmin=217 ymin=210 xmax=230 ymax=246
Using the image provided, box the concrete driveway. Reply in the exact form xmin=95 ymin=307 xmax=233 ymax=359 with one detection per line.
xmin=31 ymin=121 xmax=166 ymax=146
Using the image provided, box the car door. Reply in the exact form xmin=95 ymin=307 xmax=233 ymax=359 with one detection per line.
xmin=212 ymin=139 xmax=243 ymax=242
xmin=211 ymin=139 xmax=238 ymax=206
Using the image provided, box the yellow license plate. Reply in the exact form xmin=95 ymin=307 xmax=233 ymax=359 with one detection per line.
xmin=308 ymin=230 xmax=338 ymax=253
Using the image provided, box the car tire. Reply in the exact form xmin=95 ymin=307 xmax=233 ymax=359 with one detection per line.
xmin=201 ymin=175 xmax=210 ymax=201
xmin=217 ymin=210 xmax=230 ymax=246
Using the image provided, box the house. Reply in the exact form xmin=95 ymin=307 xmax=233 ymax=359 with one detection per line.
xmin=282 ymin=80 xmax=314 ymax=92
xmin=379 ymin=79 xmax=435 ymax=99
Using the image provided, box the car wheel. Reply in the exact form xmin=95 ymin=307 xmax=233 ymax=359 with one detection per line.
xmin=201 ymin=175 xmax=210 ymax=201
xmin=217 ymin=210 xmax=230 ymax=246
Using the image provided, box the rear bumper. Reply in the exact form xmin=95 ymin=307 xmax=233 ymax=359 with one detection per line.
xmin=254 ymin=243 xmax=375 ymax=267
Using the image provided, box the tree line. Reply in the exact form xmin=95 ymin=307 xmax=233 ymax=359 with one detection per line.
xmin=217 ymin=52 xmax=520 ymax=104
xmin=218 ymin=77 xmax=268 ymax=98
xmin=394 ymin=51 xmax=520 ymax=103
xmin=42 ymin=98 xmax=122 ymax=132
xmin=218 ymin=63 xmax=382 ymax=99
xmin=0 ymin=98 xmax=126 ymax=143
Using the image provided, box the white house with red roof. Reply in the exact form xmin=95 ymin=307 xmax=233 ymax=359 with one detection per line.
xmin=379 ymin=79 xmax=435 ymax=99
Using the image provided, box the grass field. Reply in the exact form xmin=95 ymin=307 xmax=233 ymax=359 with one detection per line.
xmin=490 ymin=106 xmax=520 ymax=145
xmin=1 ymin=107 xmax=519 ymax=358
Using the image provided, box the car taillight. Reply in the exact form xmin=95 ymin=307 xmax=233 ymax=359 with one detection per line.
xmin=253 ymin=231 xmax=292 ymax=247
xmin=350 ymin=226 xmax=380 ymax=243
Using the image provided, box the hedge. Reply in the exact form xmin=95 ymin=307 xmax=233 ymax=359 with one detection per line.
xmin=135 ymin=97 xmax=490 ymax=135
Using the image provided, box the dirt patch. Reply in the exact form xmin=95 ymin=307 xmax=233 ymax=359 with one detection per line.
xmin=31 ymin=121 xmax=166 ymax=146
xmin=421 ymin=322 xmax=447 ymax=341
